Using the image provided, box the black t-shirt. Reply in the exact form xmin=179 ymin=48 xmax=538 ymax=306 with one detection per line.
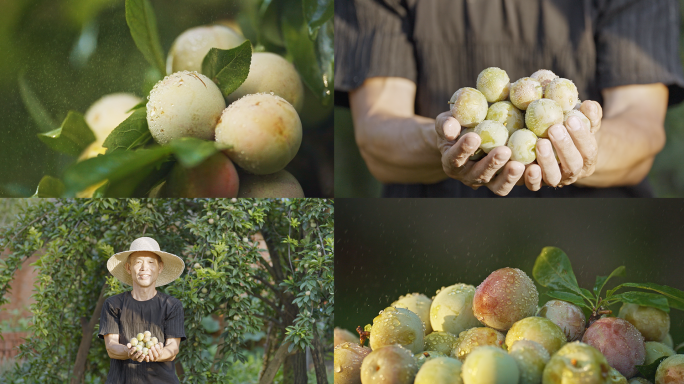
xmin=335 ymin=0 xmax=684 ymax=197
xmin=98 ymin=291 xmax=186 ymax=384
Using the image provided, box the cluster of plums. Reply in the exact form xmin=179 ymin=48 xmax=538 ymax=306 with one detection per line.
xmin=129 ymin=330 xmax=159 ymax=357
xmin=78 ymin=25 xmax=305 ymax=198
xmin=449 ymin=67 xmax=590 ymax=165
xmin=334 ymin=267 xmax=682 ymax=384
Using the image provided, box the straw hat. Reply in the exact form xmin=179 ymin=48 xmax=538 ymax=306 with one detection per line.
xmin=107 ymin=237 xmax=185 ymax=287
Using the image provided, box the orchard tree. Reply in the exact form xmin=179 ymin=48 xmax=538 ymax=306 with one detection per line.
xmin=0 ymin=198 xmax=333 ymax=384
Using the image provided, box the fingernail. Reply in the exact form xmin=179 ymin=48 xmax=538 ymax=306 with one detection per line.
xmin=550 ymin=125 xmax=567 ymax=140
xmin=537 ymin=140 xmax=551 ymax=156
xmin=567 ymin=116 xmax=581 ymax=132
xmin=444 ymin=120 xmax=459 ymax=140
xmin=495 ymin=151 xmax=508 ymax=161
xmin=530 ymin=167 xmax=540 ymax=178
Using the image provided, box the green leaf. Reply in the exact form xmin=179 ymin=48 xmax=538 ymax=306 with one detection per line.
xmin=593 ymin=266 xmax=626 ymax=298
xmin=533 ymin=247 xmax=581 ymax=295
xmin=282 ymin=1 xmax=332 ymax=105
xmin=612 ymin=291 xmax=670 ymax=312
xmin=303 ymin=0 xmax=333 ymax=37
xmin=636 ymin=356 xmax=667 ymax=382
xmin=38 ymin=111 xmax=96 ymax=156
xmin=127 ymin=100 xmax=147 ymax=113
xmin=201 ymin=41 xmax=253 ymax=97
xmin=62 ymin=146 xmax=173 ymax=196
xmin=18 ymin=73 xmax=57 ymax=133
xmin=619 ymin=282 xmax=684 ymax=311
xmin=168 ymin=138 xmax=219 ymax=168
xmin=125 ymin=0 xmax=166 ymax=75
xmin=32 ymin=176 xmax=65 ymax=198
xmin=102 ymin=108 xmax=151 ymax=154
xmin=545 ymin=291 xmax=587 ymax=308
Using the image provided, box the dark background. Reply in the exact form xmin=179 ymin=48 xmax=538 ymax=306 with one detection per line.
xmin=335 ymin=199 xmax=684 ymax=346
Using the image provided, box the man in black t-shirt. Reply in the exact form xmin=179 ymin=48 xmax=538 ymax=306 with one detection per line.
xmin=99 ymin=237 xmax=187 ymax=384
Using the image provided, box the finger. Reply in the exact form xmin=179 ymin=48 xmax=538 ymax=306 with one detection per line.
xmin=435 ymin=112 xmax=461 ymax=142
xmin=467 ymin=146 xmax=512 ymax=185
xmin=127 ymin=343 xmax=132 ymax=349
xmin=487 ymin=161 xmax=525 ymax=196
xmin=536 ymin=139 xmax=562 ymax=187
xmin=524 ymin=164 xmax=543 ymax=191
xmin=547 ymin=124 xmax=583 ymax=184
xmin=442 ymin=133 xmax=481 ymax=170
xmin=565 ymin=116 xmax=597 ymax=171
xmin=580 ymin=100 xmax=602 ymax=134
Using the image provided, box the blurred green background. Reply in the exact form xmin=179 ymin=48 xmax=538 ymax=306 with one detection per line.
xmin=335 ymin=199 xmax=684 ymax=345
xmin=0 ymin=0 xmax=333 ymax=197
xmin=335 ymin=1 xmax=684 ymax=197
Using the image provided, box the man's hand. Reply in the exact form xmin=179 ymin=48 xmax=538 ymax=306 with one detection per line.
xmin=436 ymin=112 xmax=526 ymax=196
xmin=126 ymin=343 xmax=145 ymax=362
xmin=145 ymin=343 xmax=165 ymax=362
xmin=536 ymin=100 xmax=602 ymax=187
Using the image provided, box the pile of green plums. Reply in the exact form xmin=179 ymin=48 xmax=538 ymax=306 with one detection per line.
xmin=129 ymin=331 xmax=159 ymax=357
xmin=449 ymin=67 xmax=591 ymax=165
xmin=334 ymin=267 xmax=682 ymax=384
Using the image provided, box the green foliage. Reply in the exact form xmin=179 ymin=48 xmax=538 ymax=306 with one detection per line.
xmin=37 ymin=111 xmax=96 ymax=157
xmin=18 ymin=73 xmax=57 ymax=133
xmin=125 ymin=0 xmax=166 ymax=76
xmin=32 ymin=176 xmax=65 ymax=198
xmin=0 ymin=198 xmax=333 ymax=384
xmin=202 ymin=42 xmax=253 ymax=97
xmin=533 ymin=246 xmax=684 ymax=316
xmin=102 ymin=108 xmax=152 ymax=154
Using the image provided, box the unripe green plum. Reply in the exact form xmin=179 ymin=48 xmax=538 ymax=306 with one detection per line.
xmin=151 ymin=337 xmax=158 ymax=345
xmin=542 ymin=342 xmax=613 ymax=384
xmin=393 ymin=293 xmax=433 ymax=335
xmin=161 ymin=152 xmax=239 ymax=198
xmin=137 ymin=333 xmax=144 ymax=341
xmin=537 ymin=300 xmax=587 ymax=341
xmin=618 ymin=303 xmax=670 ymax=342
xmin=370 ymin=306 xmax=425 ymax=353
xmin=414 ymin=351 xmax=448 ymax=369
xmin=147 ymin=71 xmax=226 ymax=145
xmin=215 ymin=93 xmax=302 ymax=175
xmin=237 ymin=170 xmax=304 ymax=197
xmin=166 ymin=25 xmax=246 ymax=74
xmin=145 ymin=341 xmax=155 ymax=348
xmin=582 ymin=317 xmax=645 ymax=378
xmin=509 ymin=77 xmax=543 ymax=110
xmin=226 ymin=52 xmax=304 ymax=112
xmin=472 ymin=268 xmax=539 ymax=331
xmin=130 ymin=338 xmax=139 ymax=347
xmin=143 ymin=335 xmax=151 ymax=343
xmin=360 ymin=345 xmax=418 ymax=384
xmin=477 ymin=67 xmax=510 ymax=103
xmin=424 ymin=332 xmax=459 ymax=356
xmin=564 ymin=109 xmax=591 ymax=131
xmin=85 ymin=93 xmax=142 ymax=142
xmin=461 ymin=346 xmax=519 ymax=384
xmin=544 ymin=78 xmax=579 ymax=112
xmin=142 ymin=347 xmax=149 ymax=355
xmin=430 ymin=283 xmax=482 ymax=336
xmin=452 ymin=327 xmax=505 ymax=362
xmin=335 ymin=327 xmax=359 ymax=347
xmin=655 ymin=354 xmax=684 ymax=384
xmin=508 ymin=340 xmax=550 ymax=384
xmin=530 ymin=69 xmax=558 ymax=93
xmin=136 ymin=344 xmax=143 ymax=352
xmin=607 ymin=368 xmax=629 ymax=384
xmin=415 ymin=356 xmax=464 ymax=384
xmin=628 ymin=379 xmax=652 ymax=384
xmin=506 ymin=129 xmax=538 ymax=165
xmin=506 ymin=317 xmax=567 ymax=355
xmin=644 ymin=342 xmax=675 ymax=365
xmin=486 ymin=101 xmax=524 ymax=135
xmin=525 ymin=98 xmax=563 ymax=138
xmin=449 ymin=88 xmax=488 ymax=128
xmin=334 ymin=342 xmax=371 ymax=384
xmin=474 ymin=120 xmax=509 ymax=153
xmin=663 ymin=334 xmax=673 ymax=349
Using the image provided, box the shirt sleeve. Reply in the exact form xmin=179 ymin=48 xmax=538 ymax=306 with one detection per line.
xmin=164 ymin=299 xmax=187 ymax=342
xmin=98 ymin=297 xmax=120 ymax=339
xmin=334 ymin=0 xmax=417 ymax=92
xmin=595 ymin=0 xmax=684 ymax=104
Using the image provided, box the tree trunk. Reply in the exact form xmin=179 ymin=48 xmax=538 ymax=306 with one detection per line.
xmin=259 ymin=323 xmax=278 ymax=380
xmin=311 ymin=330 xmax=328 ymax=384
xmin=259 ymin=341 xmax=292 ymax=384
xmin=70 ymin=283 xmax=108 ymax=384
xmin=283 ymin=350 xmax=307 ymax=384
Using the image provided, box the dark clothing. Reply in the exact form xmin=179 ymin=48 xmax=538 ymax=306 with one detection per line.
xmin=98 ymin=291 xmax=186 ymax=384
xmin=335 ymin=0 xmax=684 ymax=197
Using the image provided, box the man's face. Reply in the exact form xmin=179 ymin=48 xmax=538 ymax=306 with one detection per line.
xmin=125 ymin=251 xmax=164 ymax=288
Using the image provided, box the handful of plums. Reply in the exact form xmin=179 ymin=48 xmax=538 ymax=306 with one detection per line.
xmin=128 ymin=331 xmax=160 ymax=357
xmin=449 ymin=67 xmax=590 ymax=164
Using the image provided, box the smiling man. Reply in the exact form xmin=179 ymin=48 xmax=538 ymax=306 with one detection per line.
xmin=99 ymin=237 xmax=186 ymax=384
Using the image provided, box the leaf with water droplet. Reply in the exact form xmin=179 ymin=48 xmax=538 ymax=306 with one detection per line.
xmin=32 ymin=175 xmax=65 ymax=198
xmin=38 ymin=111 xmax=95 ymax=156
xmin=201 ymin=41 xmax=252 ymax=97
xmin=533 ymin=247 xmax=582 ymax=296
xmin=103 ymin=108 xmax=151 ymax=154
